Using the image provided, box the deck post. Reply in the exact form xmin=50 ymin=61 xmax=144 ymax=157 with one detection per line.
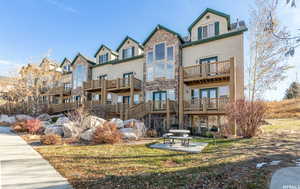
xmin=229 ymin=57 xmax=237 ymax=136
xmin=130 ymin=76 xmax=134 ymax=107
xmin=116 ymin=78 xmax=120 ymax=89
xmin=101 ymin=79 xmax=107 ymax=104
xmin=179 ymin=66 xmax=184 ymax=129
xmin=166 ymin=99 xmax=170 ymax=130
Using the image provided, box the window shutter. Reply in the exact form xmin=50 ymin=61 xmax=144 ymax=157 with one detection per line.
xmin=215 ymin=22 xmax=220 ymax=36
xmin=132 ymin=47 xmax=135 ymax=56
xmin=198 ymin=27 xmax=202 ymax=40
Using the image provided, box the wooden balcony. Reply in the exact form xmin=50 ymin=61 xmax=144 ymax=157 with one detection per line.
xmin=48 ymin=102 xmax=79 ymax=113
xmin=184 ymin=97 xmax=229 ymax=115
xmin=83 ymin=77 xmax=142 ymax=93
xmin=48 ymin=86 xmax=71 ymax=96
xmin=106 ymin=77 xmax=142 ymax=92
xmin=183 ymin=59 xmax=232 ymax=85
xmin=83 ymin=80 xmax=102 ymax=91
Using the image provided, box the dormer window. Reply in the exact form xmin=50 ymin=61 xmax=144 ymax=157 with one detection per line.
xmin=99 ymin=53 xmax=109 ymax=64
xmin=198 ymin=22 xmax=220 ymax=40
xmin=122 ymin=47 xmax=135 ymax=59
xmin=63 ymin=64 xmax=71 ymax=72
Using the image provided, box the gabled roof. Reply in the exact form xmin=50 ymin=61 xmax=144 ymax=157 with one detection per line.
xmin=94 ymin=44 xmax=118 ymax=57
xmin=71 ymin=53 xmax=96 ymax=66
xmin=116 ymin=36 xmax=144 ymax=52
xmin=60 ymin=57 xmax=71 ymax=67
xmin=188 ymin=8 xmax=231 ymax=33
xmin=142 ymin=24 xmax=184 ymax=45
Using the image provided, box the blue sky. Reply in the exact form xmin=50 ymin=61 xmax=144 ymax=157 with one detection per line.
xmin=0 ymin=0 xmax=299 ymax=100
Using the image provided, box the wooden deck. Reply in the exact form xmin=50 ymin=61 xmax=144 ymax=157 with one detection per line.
xmin=83 ymin=77 xmax=142 ymax=92
xmin=47 ymin=87 xmax=71 ymax=96
xmin=183 ymin=59 xmax=232 ymax=85
xmin=184 ymin=97 xmax=229 ymax=115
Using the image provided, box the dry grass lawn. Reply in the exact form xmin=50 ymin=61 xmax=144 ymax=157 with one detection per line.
xmin=33 ymin=118 xmax=300 ymax=189
xmin=266 ymin=99 xmax=300 ymax=119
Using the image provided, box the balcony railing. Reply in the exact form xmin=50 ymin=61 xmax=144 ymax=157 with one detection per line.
xmin=183 ymin=60 xmax=231 ymax=81
xmin=48 ymin=86 xmax=71 ymax=95
xmin=49 ymin=102 xmax=79 ymax=113
xmin=184 ymin=97 xmax=229 ymax=113
xmin=84 ymin=77 xmax=142 ymax=91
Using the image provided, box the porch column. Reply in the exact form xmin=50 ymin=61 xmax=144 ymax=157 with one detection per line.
xmin=179 ymin=66 xmax=184 ymax=129
xmin=229 ymin=57 xmax=237 ymax=136
xmin=166 ymin=99 xmax=170 ymax=130
xmin=130 ymin=75 xmax=134 ymax=107
xmin=229 ymin=57 xmax=236 ymax=101
xmin=101 ymin=79 xmax=107 ymax=104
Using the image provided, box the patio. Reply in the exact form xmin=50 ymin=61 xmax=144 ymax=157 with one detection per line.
xmin=149 ymin=142 xmax=208 ymax=153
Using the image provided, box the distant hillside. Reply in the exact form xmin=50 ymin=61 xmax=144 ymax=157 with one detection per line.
xmin=266 ymin=99 xmax=300 ymax=119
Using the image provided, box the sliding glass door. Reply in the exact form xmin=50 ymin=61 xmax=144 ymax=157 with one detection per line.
xmin=153 ymin=91 xmax=167 ymax=110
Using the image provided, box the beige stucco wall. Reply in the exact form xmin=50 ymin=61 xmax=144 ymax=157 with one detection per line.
xmin=95 ymin=47 xmax=118 ymax=64
xmin=91 ymin=57 xmax=144 ymax=81
xmin=182 ymin=34 xmax=244 ymax=99
xmin=190 ymin=12 xmax=229 ymax=42
xmin=118 ymin=38 xmax=143 ymax=59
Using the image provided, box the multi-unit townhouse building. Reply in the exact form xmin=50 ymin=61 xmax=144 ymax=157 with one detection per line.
xmin=46 ymin=8 xmax=247 ymax=133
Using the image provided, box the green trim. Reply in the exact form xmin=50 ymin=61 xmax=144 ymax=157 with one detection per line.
xmin=182 ymin=28 xmax=248 ymax=48
xmin=60 ymin=58 xmax=71 ymax=67
xmin=188 ymin=8 xmax=231 ymax=33
xmin=143 ymin=24 xmax=184 ymax=45
xmin=116 ymin=36 xmax=144 ymax=52
xmin=71 ymin=53 xmax=96 ymax=66
xmin=93 ymin=55 xmax=144 ymax=68
xmin=94 ymin=44 xmax=118 ymax=58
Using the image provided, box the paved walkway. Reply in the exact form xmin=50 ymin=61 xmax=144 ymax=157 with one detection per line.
xmin=0 ymin=126 xmax=72 ymax=189
xmin=270 ymin=167 xmax=300 ymax=189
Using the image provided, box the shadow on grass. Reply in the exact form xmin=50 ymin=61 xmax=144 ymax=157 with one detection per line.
xmin=68 ymin=153 xmax=299 ymax=189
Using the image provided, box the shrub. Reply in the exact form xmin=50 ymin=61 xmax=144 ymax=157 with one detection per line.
xmin=225 ymin=99 xmax=267 ymax=138
xmin=40 ymin=134 xmax=62 ymax=145
xmin=11 ymin=121 xmax=27 ymax=132
xmin=93 ymin=122 xmax=123 ymax=144
xmin=25 ymin=119 xmax=41 ymax=134
xmin=146 ymin=129 xmax=157 ymax=137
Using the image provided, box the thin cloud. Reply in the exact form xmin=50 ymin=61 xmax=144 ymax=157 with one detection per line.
xmin=45 ymin=0 xmax=78 ymax=14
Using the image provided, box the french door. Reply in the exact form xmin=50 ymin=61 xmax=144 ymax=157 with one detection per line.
xmin=123 ymin=72 xmax=133 ymax=86
xmin=153 ymin=91 xmax=167 ymax=110
xmin=200 ymin=57 xmax=218 ymax=76
xmin=200 ymin=88 xmax=217 ymax=109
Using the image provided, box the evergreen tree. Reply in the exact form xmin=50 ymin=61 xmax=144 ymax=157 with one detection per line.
xmin=284 ymin=82 xmax=300 ymax=99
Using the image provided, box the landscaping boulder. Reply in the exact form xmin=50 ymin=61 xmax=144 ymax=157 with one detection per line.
xmin=119 ymin=128 xmax=138 ymax=140
xmin=82 ymin=115 xmax=106 ymax=130
xmin=55 ymin=117 xmax=70 ymax=125
xmin=37 ymin=113 xmax=51 ymax=121
xmin=62 ymin=122 xmax=83 ymax=138
xmin=44 ymin=125 xmax=64 ymax=136
xmin=15 ymin=114 xmax=33 ymax=122
xmin=124 ymin=119 xmax=147 ymax=138
xmin=40 ymin=121 xmax=52 ymax=128
xmin=0 ymin=115 xmax=16 ymax=125
xmin=109 ymin=118 xmax=124 ymax=128
xmin=80 ymin=128 xmax=96 ymax=141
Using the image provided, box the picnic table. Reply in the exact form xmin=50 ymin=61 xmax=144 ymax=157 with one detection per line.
xmin=163 ymin=129 xmax=192 ymax=146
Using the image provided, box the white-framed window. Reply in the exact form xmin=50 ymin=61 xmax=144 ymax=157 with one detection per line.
xmin=97 ymin=74 xmax=107 ymax=80
xmin=198 ymin=22 xmax=219 ymax=40
xmin=72 ymin=64 xmax=87 ymax=89
xmin=155 ymin=43 xmax=165 ymax=60
xmin=219 ymin=86 xmax=229 ymax=98
xmin=146 ymin=43 xmax=175 ymax=81
xmin=208 ymin=23 xmax=215 ymax=37
xmin=167 ymin=46 xmax=174 ymax=61
xmin=122 ymin=47 xmax=134 ymax=59
xmin=117 ymin=96 xmax=123 ymax=103
xmin=99 ymin=53 xmax=109 ymax=64
xmin=147 ymin=52 xmax=153 ymax=65
xmin=134 ymin=94 xmax=139 ymax=104
xmin=167 ymin=89 xmax=175 ymax=100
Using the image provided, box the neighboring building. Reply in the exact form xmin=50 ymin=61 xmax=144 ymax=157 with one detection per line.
xmin=46 ymin=8 xmax=247 ymax=132
xmin=0 ymin=76 xmax=15 ymax=103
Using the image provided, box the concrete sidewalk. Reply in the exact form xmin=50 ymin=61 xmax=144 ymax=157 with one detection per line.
xmin=270 ymin=167 xmax=300 ymax=189
xmin=0 ymin=126 xmax=72 ymax=189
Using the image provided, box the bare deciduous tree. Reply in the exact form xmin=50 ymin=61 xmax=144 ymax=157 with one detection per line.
xmin=247 ymin=0 xmax=292 ymax=101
